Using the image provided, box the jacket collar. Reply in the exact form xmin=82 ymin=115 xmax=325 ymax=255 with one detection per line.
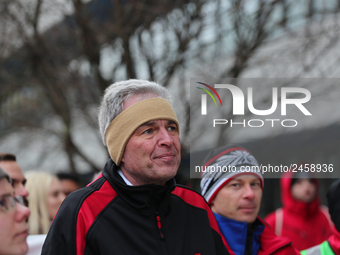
xmin=214 ymin=213 xmax=264 ymax=255
xmin=102 ymin=159 xmax=176 ymax=213
xmin=258 ymin=217 xmax=293 ymax=254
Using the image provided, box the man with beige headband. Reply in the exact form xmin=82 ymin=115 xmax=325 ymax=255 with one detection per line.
xmin=41 ymin=79 xmax=229 ymax=255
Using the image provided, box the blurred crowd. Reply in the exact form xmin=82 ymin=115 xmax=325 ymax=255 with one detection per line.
xmin=0 ymin=153 xmax=84 ymax=255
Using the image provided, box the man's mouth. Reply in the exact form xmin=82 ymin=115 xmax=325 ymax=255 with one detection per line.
xmin=239 ymin=206 xmax=256 ymax=212
xmin=154 ymin=153 xmax=175 ymax=159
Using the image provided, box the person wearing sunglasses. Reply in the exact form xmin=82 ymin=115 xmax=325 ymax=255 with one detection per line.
xmin=0 ymin=167 xmax=30 ymax=255
xmin=0 ymin=153 xmax=29 ymax=206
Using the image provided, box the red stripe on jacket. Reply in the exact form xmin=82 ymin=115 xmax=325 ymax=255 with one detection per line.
xmin=76 ymin=180 xmax=117 ymax=255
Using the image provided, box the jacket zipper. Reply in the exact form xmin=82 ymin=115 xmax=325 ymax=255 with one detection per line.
xmin=156 ymin=212 xmax=165 ymax=239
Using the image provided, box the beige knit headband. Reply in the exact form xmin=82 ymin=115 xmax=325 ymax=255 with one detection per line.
xmin=105 ymin=98 xmax=179 ymax=166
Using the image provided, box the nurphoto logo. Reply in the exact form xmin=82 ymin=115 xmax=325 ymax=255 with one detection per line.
xmin=196 ymin=82 xmax=312 ymax=128
xmin=196 ymin=82 xmax=223 ymax=115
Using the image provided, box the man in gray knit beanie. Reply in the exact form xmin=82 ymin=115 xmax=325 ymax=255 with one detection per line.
xmin=200 ymin=144 xmax=299 ymax=255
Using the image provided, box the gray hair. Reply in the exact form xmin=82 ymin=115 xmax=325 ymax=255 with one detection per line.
xmin=98 ymin=79 xmax=172 ymax=145
xmin=0 ymin=167 xmax=11 ymax=184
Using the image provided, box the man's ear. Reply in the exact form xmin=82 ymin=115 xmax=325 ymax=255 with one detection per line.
xmin=210 ymin=197 xmax=216 ymax=211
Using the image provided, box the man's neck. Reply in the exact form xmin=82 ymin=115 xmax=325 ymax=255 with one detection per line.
xmin=119 ymin=168 xmax=167 ymax=186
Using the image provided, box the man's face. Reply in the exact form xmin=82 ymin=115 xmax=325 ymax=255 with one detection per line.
xmin=0 ymin=161 xmax=28 ymax=200
xmin=121 ymin=119 xmax=181 ymax=186
xmin=211 ymin=174 xmax=262 ymax=223
xmin=291 ymin=178 xmax=316 ymax=203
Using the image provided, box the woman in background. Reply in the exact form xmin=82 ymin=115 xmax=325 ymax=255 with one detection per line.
xmin=0 ymin=167 xmax=30 ymax=255
xmin=25 ymin=171 xmax=66 ymax=234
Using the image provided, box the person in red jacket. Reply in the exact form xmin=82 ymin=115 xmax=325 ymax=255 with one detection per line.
xmin=200 ymin=144 xmax=300 ymax=255
xmin=265 ymin=170 xmax=333 ymax=251
xmin=301 ymin=178 xmax=340 ymax=255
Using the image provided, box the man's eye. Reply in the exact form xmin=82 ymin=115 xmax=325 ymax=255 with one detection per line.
xmin=231 ymin=183 xmax=239 ymax=188
xmin=168 ymin=126 xmax=177 ymax=131
xmin=12 ymin=180 xmax=19 ymax=188
xmin=251 ymin=182 xmax=261 ymax=187
xmin=143 ymin=129 xmax=152 ymax=134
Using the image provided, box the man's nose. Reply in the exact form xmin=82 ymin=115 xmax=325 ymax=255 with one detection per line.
xmin=243 ymin=184 xmax=255 ymax=199
xmin=16 ymin=184 xmax=29 ymax=199
xmin=157 ymin=127 xmax=173 ymax=146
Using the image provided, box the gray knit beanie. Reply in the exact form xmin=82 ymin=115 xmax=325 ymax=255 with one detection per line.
xmin=200 ymin=145 xmax=264 ymax=205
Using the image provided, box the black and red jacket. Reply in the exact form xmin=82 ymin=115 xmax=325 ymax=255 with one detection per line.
xmin=41 ymin=159 xmax=229 ymax=255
